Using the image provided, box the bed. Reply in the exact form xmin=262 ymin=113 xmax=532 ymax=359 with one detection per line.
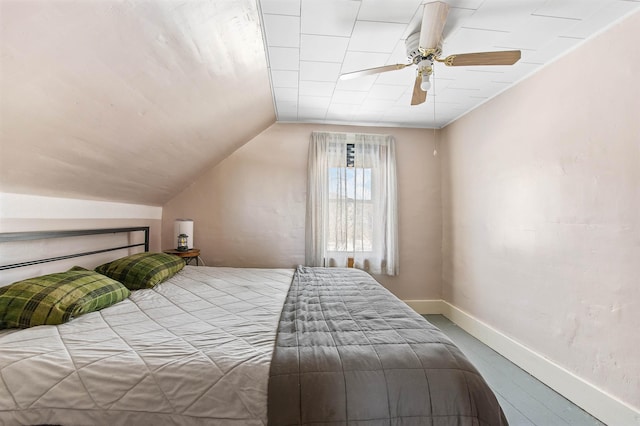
xmin=0 ymin=228 xmax=507 ymax=425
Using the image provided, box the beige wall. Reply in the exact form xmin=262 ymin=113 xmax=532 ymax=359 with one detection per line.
xmin=440 ymin=12 xmax=640 ymax=410
xmin=163 ymin=123 xmax=442 ymax=300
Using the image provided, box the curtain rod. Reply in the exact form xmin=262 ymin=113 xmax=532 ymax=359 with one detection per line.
xmin=311 ymin=131 xmax=392 ymax=138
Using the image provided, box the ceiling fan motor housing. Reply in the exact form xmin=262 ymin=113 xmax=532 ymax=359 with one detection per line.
xmin=406 ymin=32 xmax=441 ymax=63
xmin=406 ymin=33 xmax=434 ymax=77
xmin=406 ymin=32 xmax=422 ymax=63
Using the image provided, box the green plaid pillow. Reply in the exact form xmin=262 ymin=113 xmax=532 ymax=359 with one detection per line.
xmin=94 ymin=252 xmax=184 ymax=290
xmin=0 ymin=270 xmax=130 ymax=329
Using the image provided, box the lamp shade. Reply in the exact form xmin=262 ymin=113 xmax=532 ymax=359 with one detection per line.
xmin=174 ymin=219 xmax=194 ymax=249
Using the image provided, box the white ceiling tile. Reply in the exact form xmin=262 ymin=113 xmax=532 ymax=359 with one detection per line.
xmin=273 ymin=87 xmax=298 ymax=102
xmin=462 ymin=0 xmax=547 ymax=33
xmin=358 ymin=100 xmax=396 ymax=112
xmin=271 ymin=70 xmax=299 ymax=88
xmin=410 ymin=112 xmax=441 ymax=124
xmin=443 ymin=0 xmax=484 ymax=10
xmin=353 ymin=111 xmax=385 ymax=123
xmin=300 ymin=35 xmax=350 ymax=62
xmin=532 ymin=0 xmax=608 ymax=20
xmin=262 ymin=14 xmax=300 ymax=47
xmin=502 ymin=15 xmax=582 ymax=50
xmin=341 ymin=51 xmax=391 ymax=74
xmin=348 ymin=21 xmax=408 ymax=53
xmin=298 ymin=107 xmax=328 ymax=120
xmin=442 ymin=28 xmax=510 ymax=55
xmin=268 ymin=47 xmax=300 ymax=70
xmin=442 ymin=7 xmax=476 ymax=39
xmin=326 ymin=103 xmax=359 ymax=120
xmin=335 ymin=75 xmax=378 ymax=91
xmin=494 ymin=62 xmax=540 ymax=83
xmin=429 ymin=101 xmax=467 ymax=114
xmin=455 ymin=67 xmax=507 ymax=80
xmin=328 ymin=103 xmax=359 ymax=113
xmin=299 ymin=81 xmax=335 ymax=96
xmin=301 ymin=0 xmax=360 ymax=37
xmin=332 ymin=90 xmax=369 ymax=104
xmin=357 ymin=0 xmax=421 ymax=23
xmin=429 ymin=76 xmax=456 ymax=94
xmin=560 ymin=1 xmax=640 ymax=38
xmin=299 ymin=61 xmax=342 ymax=81
xmin=395 ymin=93 xmax=421 ymax=108
xmin=446 ymin=70 xmax=501 ymax=89
xmin=367 ymin=84 xmax=407 ymax=101
xmin=260 ymin=0 xmax=300 ymax=16
xmin=401 ymin=3 xmax=425 ymax=39
xmin=407 ymin=102 xmax=435 ymax=114
xmin=437 ymin=87 xmax=482 ymax=103
xmin=520 ymin=36 xmax=581 ymax=64
xmin=381 ymin=108 xmax=410 ymax=121
xmin=386 ymin=40 xmax=412 ymax=64
xmin=433 ymin=64 xmax=467 ymax=80
xmin=374 ymin=66 xmax=416 ymax=86
xmin=276 ymin=100 xmax=298 ymax=116
xmin=405 ymin=101 xmax=434 ymax=114
xmin=406 ymin=113 xmax=438 ymax=126
xmin=474 ymin=80 xmax=514 ymax=97
xmin=299 ymin=96 xmax=332 ymax=109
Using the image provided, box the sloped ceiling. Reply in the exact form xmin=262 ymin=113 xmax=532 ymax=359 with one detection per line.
xmin=0 ymin=0 xmax=274 ymax=206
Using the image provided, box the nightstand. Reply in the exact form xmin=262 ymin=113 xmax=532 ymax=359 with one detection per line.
xmin=164 ymin=248 xmax=201 ymax=265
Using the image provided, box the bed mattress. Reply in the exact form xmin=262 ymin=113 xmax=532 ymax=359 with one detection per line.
xmin=0 ymin=266 xmax=293 ymax=425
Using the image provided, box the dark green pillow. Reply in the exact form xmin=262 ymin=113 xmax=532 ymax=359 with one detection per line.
xmin=94 ymin=252 xmax=184 ymax=290
xmin=0 ymin=270 xmax=130 ymax=329
xmin=68 ymin=265 xmax=89 ymax=272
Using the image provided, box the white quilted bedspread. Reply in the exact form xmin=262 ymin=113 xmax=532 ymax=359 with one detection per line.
xmin=0 ymin=266 xmax=293 ymax=426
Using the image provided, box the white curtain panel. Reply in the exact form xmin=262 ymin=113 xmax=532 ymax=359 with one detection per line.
xmin=306 ymin=131 xmax=398 ymax=276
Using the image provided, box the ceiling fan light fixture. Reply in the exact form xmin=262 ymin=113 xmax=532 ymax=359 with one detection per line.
xmin=418 ymin=59 xmax=432 ymax=91
xmin=420 ymin=74 xmax=431 ymax=91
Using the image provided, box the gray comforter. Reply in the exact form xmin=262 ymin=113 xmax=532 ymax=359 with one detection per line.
xmin=268 ymin=266 xmax=507 ymax=425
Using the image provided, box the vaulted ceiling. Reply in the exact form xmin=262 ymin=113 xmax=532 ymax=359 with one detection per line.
xmin=1 ymin=0 xmax=638 ymax=206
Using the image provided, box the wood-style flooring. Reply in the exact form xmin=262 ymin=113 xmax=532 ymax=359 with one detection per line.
xmin=424 ymin=315 xmax=605 ymax=426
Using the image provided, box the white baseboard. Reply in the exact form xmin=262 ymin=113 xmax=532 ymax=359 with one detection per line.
xmin=403 ymin=299 xmax=446 ymax=315
xmin=403 ymin=299 xmax=640 ymax=426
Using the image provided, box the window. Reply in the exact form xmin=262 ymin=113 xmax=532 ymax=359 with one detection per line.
xmin=305 ymin=132 xmax=398 ymax=276
xmin=327 ymin=166 xmax=373 ymax=252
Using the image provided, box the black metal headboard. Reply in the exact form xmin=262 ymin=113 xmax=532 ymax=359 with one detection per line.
xmin=0 ymin=227 xmax=149 ymax=271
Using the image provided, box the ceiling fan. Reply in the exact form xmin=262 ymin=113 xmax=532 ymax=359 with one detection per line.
xmin=339 ymin=1 xmax=522 ymax=106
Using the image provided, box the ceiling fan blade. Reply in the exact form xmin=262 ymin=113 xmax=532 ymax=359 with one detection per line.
xmin=339 ymin=63 xmax=410 ymax=80
xmin=419 ymin=1 xmax=449 ymax=53
xmin=411 ymin=76 xmax=426 ymax=105
xmin=439 ymin=50 xmax=522 ymax=66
